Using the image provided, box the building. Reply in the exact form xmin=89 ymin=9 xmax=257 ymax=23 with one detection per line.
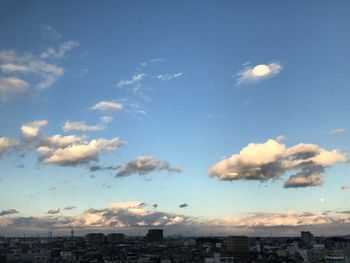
xmin=225 ymin=236 xmax=249 ymax=262
xmin=146 ymin=229 xmax=163 ymax=242
xmin=85 ymin=233 xmax=105 ymax=244
xmin=301 ymin=231 xmax=314 ymax=245
xmin=107 ymin=233 xmax=126 ymax=243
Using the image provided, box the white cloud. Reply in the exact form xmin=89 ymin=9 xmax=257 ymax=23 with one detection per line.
xmin=157 ymin=72 xmax=183 ymax=80
xmin=100 ymin=115 xmax=113 ymax=124
xmin=63 ymin=121 xmax=104 ymax=132
xmin=40 ymin=40 xmax=80 ymax=59
xmin=39 ymin=137 xmax=124 ymax=166
xmin=91 ymin=101 xmax=123 ymax=111
xmin=140 ymin=58 xmax=166 ymax=67
xmin=211 ymin=211 xmax=350 ymax=228
xmin=20 ymin=120 xmax=48 ymax=140
xmin=0 ymin=77 xmax=29 ymax=101
xmin=235 ymin=62 xmax=282 ymax=85
xmin=0 ymin=137 xmax=19 ymax=155
xmin=41 ymin=25 xmax=62 ymax=40
xmin=40 ymin=134 xmax=85 ymax=148
xmin=117 ymin=73 xmax=145 ymax=87
xmin=208 ymin=139 xmax=346 ymax=188
xmin=330 ymin=128 xmax=347 ymax=135
xmin=0 ymin=50 xmax=64 ymax=90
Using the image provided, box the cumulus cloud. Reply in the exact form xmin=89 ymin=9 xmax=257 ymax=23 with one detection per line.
xmin=0 ymin=77 xmax=29 ymax=101
xmin=117 ymin=73 xmax=145 ymax=88
xmin=179 ymin=203 xmax=188 ymax=208
xmin=115 ymin=156 xmax=183 ymax=177
xmin=38 ymin=137 xmax=124 ymax=166
xmin=0 ymin=137 xmax=19 ymax=156
xmin=91 ymin=101 xmax=123 ymax=111
xmin=47 ymin=208 xmax=60 ymax=214
xmin=235 ymin=62 xmax=282 ymax=85
xmin=330 ymin=128 xmax=347 ymax=135
xmin=63 ymin=206 xmax=76 ymax=211
xmin=62 ymin=121 xmax=104 ymax=132
xmin=40 ymin=40 xmax=79 ymax=59
xmin=157 ymin=72 xmax=183 ymax=80
xmin=0 ymin=209 xmax=19 ymax=217
xmin=208 ymin=139 xmax=346 ymax=188
xmin=21 ymin=120 xmax=48 ymax=140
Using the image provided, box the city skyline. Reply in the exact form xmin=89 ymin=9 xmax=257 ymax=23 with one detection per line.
xmin=1 ymin=0 xmax=350 ymax=237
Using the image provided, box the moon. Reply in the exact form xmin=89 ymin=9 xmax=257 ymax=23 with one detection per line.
xmin=252 ymin=64 xmax=270 ymax=77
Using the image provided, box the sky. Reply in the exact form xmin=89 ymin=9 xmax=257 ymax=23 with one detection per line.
xmin=0 ymin=0 xmax=350 ymax=237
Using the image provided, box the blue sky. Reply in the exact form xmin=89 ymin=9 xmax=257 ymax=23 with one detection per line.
xmin=0 ymin=0 xmax=350 ymax=236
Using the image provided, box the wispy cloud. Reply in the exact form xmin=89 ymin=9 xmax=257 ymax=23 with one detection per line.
xmin=90 ymin=101 xmax=123 ymax=111
xmin=41 ymin=25 xmax=62 ymax=40
xmin=100 ymin=115 xmax=113 ymax=124
xmin=117 ymin=73 xmax=145 ymax=88
xmin=63 ymin=206 xmax=76 ymax=211
xmin=330 ymin=128 xmax=347 ymax=135
xmin=40 ymin=40 xmax=80 ymax=60
xmin=116 ymin=156 xmax=183 ymax=177
xmin=157 ymin=72 xmax=182 ymax=80
xmin=141 ymin=58 xmax=166 ymax=67
xmin=235 ymin=62 xmax=282 ymax=86
xmin=0 ymin=50 xmax=65 ymax=91
xmin=209 ymin=139 xmax=346 ymax=188
xmin=62 ymin=121 xmax=104 ymax=132
xmin=0 ymin=26 xmax=78 ymax=99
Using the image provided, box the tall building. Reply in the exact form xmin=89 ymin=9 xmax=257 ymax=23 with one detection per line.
xmin=85 ymin=233 xmax=105 ymax=244
xmin=146 ymin=229 xmax=163 ymax=242
xmin=301 ymin=231 xmax=314 ymax=245
xmin=106 ymin=233 xmax=125 ymax=243
xmin=225 ymin=236 xmax=249 ymax=262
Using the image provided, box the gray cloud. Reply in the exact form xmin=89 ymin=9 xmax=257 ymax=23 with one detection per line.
xmin=63 ymin=206 xmax=76 ymax=211
xmin=209 ymin=139 xmax=346 ymax=188
xmin=152 ymin=204 xmax=158 ymax=209
xmin=0 ymin=209 xmax=19 ymax=217
xmin=2 ymin=204 xmax=350 ymax=237
xmin=284 ymin=166 xmax=324 ymax=188
xmin=337 ymin=210 xmax=350 ymax=214
xmin=341 ymin=185 xmax=349 ymax=190
xmin=47 ymin=208 xmax=60 ymax=214
xmin=115 ymin=156 xmax=183 ymax=177
xmin=179 ymin=203 xmax=188 ymax=208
